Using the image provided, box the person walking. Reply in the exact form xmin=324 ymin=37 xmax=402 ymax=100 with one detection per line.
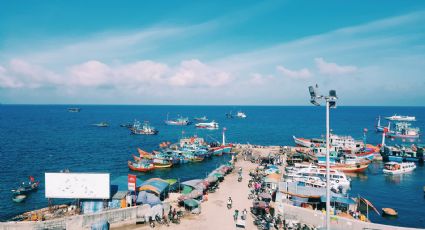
xmin=233 ymin=209 xmax=239 ymax=221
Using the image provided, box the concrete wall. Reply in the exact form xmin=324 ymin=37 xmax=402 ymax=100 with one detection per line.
xmin=0 ymin=205 xmax=152 ymax=230
xmin=277 ymin=203 xmax=420 ymax=230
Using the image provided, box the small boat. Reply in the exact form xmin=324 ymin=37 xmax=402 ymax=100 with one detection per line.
xmin=153 ymin=163 xmax=173 ymax=168
xmin=128 ymin=161 xmax=155 ymax=172
xmin=68 ymin=108 xmax=81 ymax=112
xmin=382 ymin=208 xmax=398 ymax=216
xmin=195 ymin=121 xmax=219 ymax=129
xmin=12 ymin=194 xmax=27 ymax=203
xmin=194 ymin=116 xmax=208 ymax=121
xmin=165 ymin=114 xmax=191 ymax=126
xmin=226 ymin=112 xmax=234 ymax=119
xmin=383 ymin=162 xmax=416 ymax=175
xmin=92 ymin=122 xmax=109 ymax=127
xmin=120 ymin=123 xmax=132 ymax=128
xmin=236 ymin=111 xmax=247 ymax=118
xmin=385 ymin=114 xmax=416 ymax=122
xmin=386 ymin=122 xmax=420 ymax=139
xmin=12 ymin=177 xmax=39 ymax=195
xmin=130 ymin=120 xmax=158 ymax=135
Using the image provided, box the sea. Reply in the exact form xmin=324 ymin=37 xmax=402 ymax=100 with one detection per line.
xmin=0 ymin=105 xmax=424 ymax=228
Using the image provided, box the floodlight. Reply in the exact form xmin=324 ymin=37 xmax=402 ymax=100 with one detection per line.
xmin=310 ymin=99 xmax=320 ymax=106
xmin=308 ymin=86 xmax=317 ymax=98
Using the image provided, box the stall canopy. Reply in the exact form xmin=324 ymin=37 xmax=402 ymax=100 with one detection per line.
xmin=183 ymin=199 xmax=200 ymax=208
xmin=136 ymin=191 xmax=161 ymax=206
xmin=138 ymin=178 xmax=169 ymax=196
xmin=181 ymin=179 xmax=203 ymax=188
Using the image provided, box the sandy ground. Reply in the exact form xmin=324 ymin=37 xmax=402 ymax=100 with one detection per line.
xmin=113 ymin=156 xmax=259 ymax=230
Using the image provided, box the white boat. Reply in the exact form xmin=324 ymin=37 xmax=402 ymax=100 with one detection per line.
xmin=236 ymin=111 xmax=247 ymax=118
xmin=383 ymin=162 xmax=416 ymax=175
xmin=385 ymin=114 xmax=416 ymax=122
xmin=285 ymin=164 xmax=351 ymax=189
xmin=195 ymin=121 xmax=219 ymax=129
xmin=293 ymin=134 xmax=363 ymax=153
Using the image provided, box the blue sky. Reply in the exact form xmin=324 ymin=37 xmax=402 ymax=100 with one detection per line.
xmin=1 ymin=0 xmax=425 ymax=105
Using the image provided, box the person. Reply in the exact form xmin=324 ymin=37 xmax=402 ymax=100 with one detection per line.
xmin=173 ymin=208 xmax=177 ymax=220
xmin=238 ymin=167 xmax=242 ymax=175
xmin=242 ymin=209 xmax=247 ymax=220
xmin=227 ymin=197 xmax=232 ymax=209
xmin=233 ymin=209 xmax=239 ymax=221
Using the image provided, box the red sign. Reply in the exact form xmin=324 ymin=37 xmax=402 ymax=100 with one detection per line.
xmin=128 ymin=174 xmax=136 ymax=191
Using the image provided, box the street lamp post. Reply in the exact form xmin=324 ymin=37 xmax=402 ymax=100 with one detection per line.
xmin=308 ymin=85 xmax=337 ymax=230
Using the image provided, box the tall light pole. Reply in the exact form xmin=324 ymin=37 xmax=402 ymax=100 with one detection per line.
xmin=308 ymin=85 xmax=337 ymax=230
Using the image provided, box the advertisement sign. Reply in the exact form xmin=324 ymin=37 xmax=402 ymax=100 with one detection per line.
xmin=128 ymin=174 xmax=136 ymax=191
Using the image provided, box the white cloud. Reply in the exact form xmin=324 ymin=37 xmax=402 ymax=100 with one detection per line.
xmin=169 ymin=59 xmax=231 ymax=88
xmin=276 ymin=65 xmax=312 ymax=79
xmin=0 ymin=65 xmax=23 ymax=88
xmin=314 ymin=57 xmax=358 ymax=75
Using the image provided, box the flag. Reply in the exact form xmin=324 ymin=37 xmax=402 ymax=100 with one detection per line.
xmin=29 ymin=176 xmax=34 ymax=182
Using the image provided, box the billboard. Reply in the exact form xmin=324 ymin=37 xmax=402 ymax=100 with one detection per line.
xmin=128 ymin=174 xmax=136 ymax=191
xmin=45 ymin=173 xmax=110 ymax=199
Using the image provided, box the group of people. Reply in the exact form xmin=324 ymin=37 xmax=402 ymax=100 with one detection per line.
xmin=233 ymin=208 xmax=248 ymax=221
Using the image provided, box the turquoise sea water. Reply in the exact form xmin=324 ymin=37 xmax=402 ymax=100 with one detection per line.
xmin=0 ymin=105 xmax=424 ymax=228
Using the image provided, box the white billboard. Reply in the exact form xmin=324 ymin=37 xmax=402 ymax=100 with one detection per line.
xmin=45 ymin=173 xmax=110 ymax=199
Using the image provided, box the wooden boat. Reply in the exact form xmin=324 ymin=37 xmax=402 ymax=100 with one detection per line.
xmin=319 ymin=163 xmax=369 ymax=173
xmin=128 ymin=161 xmax=155 ymax=172
xmin=382 ymin=208 xmax=398 ymax=216
xmin=153 ymin=163 xmax=173 ymax=168
xmin=12 ymin=194 xmax=27 ymax=203
xmin=383 ymin=162 xmax=416 ymax=174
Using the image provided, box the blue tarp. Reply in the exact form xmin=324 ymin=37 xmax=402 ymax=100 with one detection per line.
xmin=81 ymin=200 xmax=104 ymax=214
xmin=91 ymin=220 xmax=109 ymax=230
xmin=136 ymin=191 xmax=161 ymax=206
xmin=320 ymin=196 xmax=356 ymax=205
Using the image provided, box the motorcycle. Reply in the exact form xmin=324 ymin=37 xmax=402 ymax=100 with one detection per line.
xmin=238 ymin=176 xmax=242 ymax=182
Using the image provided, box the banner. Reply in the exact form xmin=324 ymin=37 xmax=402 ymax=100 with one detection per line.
xmin=128 ymin=174 xmax=136 ymax=191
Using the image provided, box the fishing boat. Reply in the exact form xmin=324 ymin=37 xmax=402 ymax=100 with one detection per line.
xmin=68 ymin=108 xmax=81 ymax=112
xmin=381 ymin=145 xmax=423 ymax=162
xmin=293 ymin=136 xmax=325 ymax=148
xmin=152 ymin=155 xmax=173 ymax=168
xmin=225 ymin=112 xmax=234 ymax=119
xmin=376 ymin=116 xmax=390 ymax=133
xmin=385 ymin=114 xmax=416 ymax=122
xmin=128 ymin=160 xmax=155 ymax=172
xmin=130 ymin=120 xmax=158 ymax=135
xmin=194 ymin=116 xmax=208 ymax=121
xmin=236 ymin=111 xmax=247 ymax=118
xmin=386 ymin=122 xmax=420 ymax=139
xmin=92 ymin=122 xmax=109 ymax=127
xmin=165 ymin=114 xmax=191 ymax=126
xmin=12 ymin=177 xmax=39 ymax=195
xmin=383 ymin=162 xmax=416 ymax=175
xmin=195 ymin=121 xmax=219 ymax=129
xmin=12 ymin=194 xmax=27 ymax=203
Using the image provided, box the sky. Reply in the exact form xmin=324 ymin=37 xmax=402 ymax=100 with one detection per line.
xmin=0 ymin=0 xmax=425 ymax=105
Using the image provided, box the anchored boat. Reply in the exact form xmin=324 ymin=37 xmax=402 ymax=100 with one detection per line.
xmin=385 ymin=114 xmax=416 ymax=122
xmin=165 ymin=114 xmax=191 ymax=126
xmin=128 ymin=161 xmax=155 ymax=172
xmin=195 ymin=121 xmax=219 ymax=129
xmin=383 ymin=162 xmax=416 ymax=175
xmin=194 ymin=116 xmax=208 ymax=121
xmin=130 ymin=120 xmax=158 ymax=135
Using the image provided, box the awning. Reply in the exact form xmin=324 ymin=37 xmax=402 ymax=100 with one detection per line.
xmin=320 ymin=196 xmax=356 ymax=205
xmin=181 ymin=179 xmax=203 ymax=188
xmin=183 ymin=199 xmax=200 ymax=208
xmin=138 ymin=178 xmax=169 ymax=195
xmin=136 ymin=191 xmax=161 ymax=206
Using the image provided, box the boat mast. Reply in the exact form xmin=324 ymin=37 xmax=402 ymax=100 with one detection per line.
xmin=222 ymin=127 xmax=226 ymax=146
